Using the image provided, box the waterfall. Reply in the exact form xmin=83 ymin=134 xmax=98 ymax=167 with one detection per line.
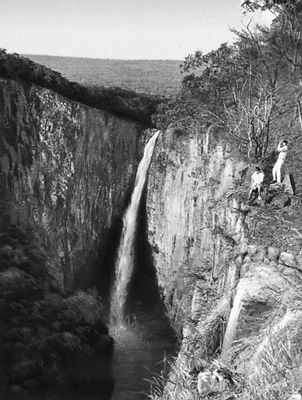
xmin=110 ymin=130 xmax=160 ymax=326
xmin=221 ymin=278 xmax=252 ymax=356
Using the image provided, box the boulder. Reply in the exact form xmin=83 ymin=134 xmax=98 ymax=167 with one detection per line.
xmin=269 ymin=182 xmax=282 ymax=192
xmin=235 ymin=255 xmax=243 ymax=267
xmin=239 ymin=241 xmax=249 ymax=256
xmin=288 ymin=393 xmax=302 ymax=400
xmin=279 ymin=252 xmax=297 ymax=268
xmin=271 ymin=193 xmax=291 ymax=209
xmin=267 ymin=247 xmax=280 ymax=262
xmin=244 ymin=255 xmax=252 ymax=265
xmin=241 ymin=263 xmax=250 ymax=276
xmin=247 ymin=245 xmax=258 ymax=257
xmin=253 ymin=247 xmax=267 ymax=262
xmin=270 ymin=260 xmax=278 ymax=268
xmin=197 ymin=370 xmax=227 ymax=396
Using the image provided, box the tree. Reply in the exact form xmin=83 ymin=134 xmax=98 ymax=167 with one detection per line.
xmin=155 ymin=0 xmax=302 ymax=173
xmin=178 ymin=31 xmax=283 ymax=161
xmin=242 ymin=0 xmax=302 ymax=75
xmin=242 ymin=0 xmax=302 ymax=13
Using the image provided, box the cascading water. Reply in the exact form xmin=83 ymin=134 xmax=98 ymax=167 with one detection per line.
xmin=110 ymin=130 xmax=160 ymax=326
xmin=108 ymin=129 xmax=176 ymax=400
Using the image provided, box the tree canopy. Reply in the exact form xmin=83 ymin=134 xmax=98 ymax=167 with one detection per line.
xmin=242 ymin=0 xmax=302 ymax=13
xmin=155 ymin=1 xmax=302 ymax=162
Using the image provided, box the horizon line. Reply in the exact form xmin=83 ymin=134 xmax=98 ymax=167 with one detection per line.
xmin=23 ymin=53 xmax=184 ymax=62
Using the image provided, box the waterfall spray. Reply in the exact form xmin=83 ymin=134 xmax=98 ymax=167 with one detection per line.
xmin=110 ymin=130 xmax=160 ymax=326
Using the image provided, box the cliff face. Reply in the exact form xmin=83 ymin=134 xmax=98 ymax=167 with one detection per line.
xmin=146 ymin=128 xmax=247 ymax=331
xmin=146 ymin=128 xmax=302 ymax=399
xmin=0 ymin=78 xmax=145 ymax=289
xmin=2 ymin=75 xmax=302 ymax=398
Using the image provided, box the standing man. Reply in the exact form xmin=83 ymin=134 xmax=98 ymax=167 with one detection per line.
xmin=248 ymin=166 xmax=265 ymax=200
xmin=272 ymin=140 xmax=288 ymax=183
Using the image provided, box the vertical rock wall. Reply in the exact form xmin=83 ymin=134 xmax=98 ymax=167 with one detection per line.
xmin=146 ymin=128 xmax=302 ymax=400
xmin=146 ymin=128 xmax=247 ymax=332
xmin=0 ymin=78 xmax=145 ymax=289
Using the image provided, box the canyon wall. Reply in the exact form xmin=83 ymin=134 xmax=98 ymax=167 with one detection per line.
xmin=146 ymin=128 xmax=247 ymax=332
xmin=2 ymin=76 xmax=302 ymax=398
xmin=146 ymin=128 xmax=302 ymax=399
xmin=0 ymin=78 xmax=146 ymax=289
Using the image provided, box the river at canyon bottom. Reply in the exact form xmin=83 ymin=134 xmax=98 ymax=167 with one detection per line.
xmin=110 ymin=311 xmax=176 ymax=400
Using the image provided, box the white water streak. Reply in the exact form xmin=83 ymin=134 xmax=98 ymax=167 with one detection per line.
xmin=110 ymin=130 xmax=160 ymax=325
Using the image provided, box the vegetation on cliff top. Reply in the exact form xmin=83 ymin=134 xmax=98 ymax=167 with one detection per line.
xmin=0 ymin=49 xmax=162 ymax=126
xmin=149 ymin=2 xmax=302 ymax=400
xmin=155 ymin=0 xmax=302 ymax=170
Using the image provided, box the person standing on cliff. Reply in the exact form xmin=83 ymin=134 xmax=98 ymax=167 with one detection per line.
xmin=248 ymin=166 xmax=264 ymax=201
xmin=272 ymin=140 xmax=288 ymax=184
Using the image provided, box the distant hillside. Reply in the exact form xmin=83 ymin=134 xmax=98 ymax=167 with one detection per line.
xmin=25 ymin=55 xmax=182 ymax=96
xmin=0 ymin=50 xmax=163 ymax=126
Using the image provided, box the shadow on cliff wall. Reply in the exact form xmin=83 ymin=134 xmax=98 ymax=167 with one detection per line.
xmin=73 ymin=183 xmax=135 ymax=310
xmin=95 ymin=217 xmax=123 ymax=308
xmin=127 ymin=187 xmax=175 ymax=341
xmin=72 ymin=220 xmax=123 ymax=312
xmin=73 ymin=181 xmax=174 ymax=335
xmin=127 ymin=187 xmax=163 ymax=315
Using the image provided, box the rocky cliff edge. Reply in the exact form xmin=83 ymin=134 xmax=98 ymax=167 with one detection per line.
xmin=146 ymin=127 xmax=302 ymax=400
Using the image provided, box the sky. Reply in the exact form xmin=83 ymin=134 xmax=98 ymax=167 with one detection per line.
xmin=0 ymin=0 xmax=274 ymax=60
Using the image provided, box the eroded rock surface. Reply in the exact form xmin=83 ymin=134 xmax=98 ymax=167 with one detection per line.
xmin=146 ymin=128 xmax=302 ymax=400
xmin=0 ymin=78 xmax=146 ymax=288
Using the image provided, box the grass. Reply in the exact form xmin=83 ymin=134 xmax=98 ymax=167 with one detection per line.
xmin=241 ymin=312 xmax=302 ymax=400
xmin=147 ymin=353 xmax=198 ymax=400
xmin=24 ymin=55 xmax=183 ymax=96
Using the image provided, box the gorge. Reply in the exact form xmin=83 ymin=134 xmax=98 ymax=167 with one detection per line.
xmin=0 ymin=77 xmax=176 ymax=399
xmin=1 ymin=66 xmax=302 ymax=400
xmin=110 ymin=130 xmax=160 ymax=326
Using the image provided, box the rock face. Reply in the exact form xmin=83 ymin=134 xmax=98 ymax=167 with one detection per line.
xmin=2 ymin=77 xmax=302 ymax=399
xmin=146 ymin=128 xmax=302 ymax=399
xmin=0 ymin=78 xmax=146 ymax=289
xmin=147 ymin=128 xmax=247 ymax=330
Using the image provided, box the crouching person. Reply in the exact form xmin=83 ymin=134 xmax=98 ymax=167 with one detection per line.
xmin=248 ymin=166 xmax=264 ymax=201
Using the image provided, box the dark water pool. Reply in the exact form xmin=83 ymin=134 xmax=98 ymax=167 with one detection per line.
xmin=111 ymin=316 xmax=176 ymax=400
